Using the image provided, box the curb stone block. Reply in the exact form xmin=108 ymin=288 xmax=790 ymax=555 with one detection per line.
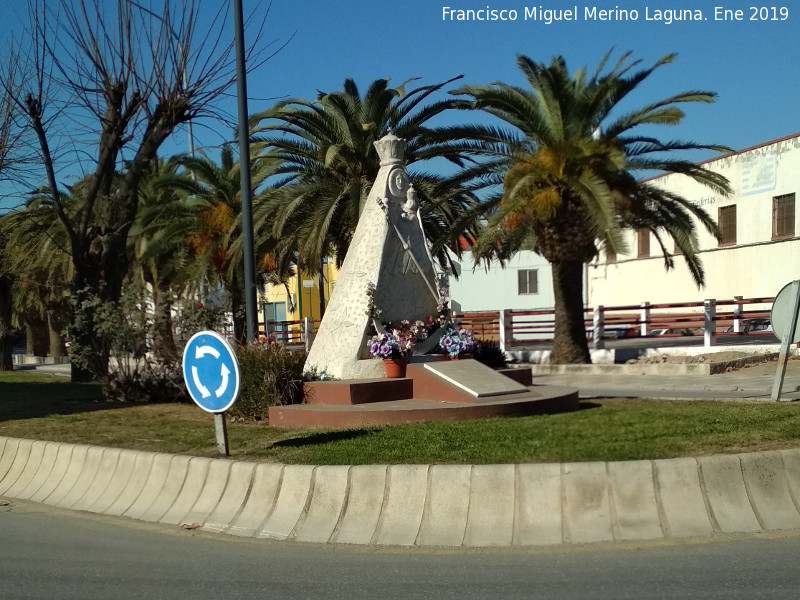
xmin=29 ymin=443 xmax=73 ymax=503
xmin=418 ymin=464 xmax=471 ymax=547
xmin=182 ymin=459 xmax=232 ymax=527
xmin=653 ymin=457 xmax=714 ymax=538
xmin=0 ymin=439 xmax=32 ymax=495
xmin=0 ymin=438 xmax=12 ymax=481
xmin=55 ymin=445 xmax=104 ymax=508
xmin=375 ymin=465 xmax=428 ymax=546
xmin=294 ymin=465 xmax=350 ymax=543
xmin=464 ymin=464 xmax=516 ymax=547
xmin=16 ymin=442 xmax=59 ymax=500
xmin=516 ymin=463 xmax=563 ymax=546
xmin=70 ymin=447 xmax=122 ymax=511
xmin=85 ymin=449 xmax=137 ymax=514
xmin=258 ymin=465 xmax=314 ymax=540
xmin=203 ymin=461 xmax=257 ymax=533
xmin=105 ymin=451 xmax=156 ymax=517
xmin=228 ymin=463 xmax=283 ymax=537
xmin=562 ymin=461 xmax=613 ymax=544
xmin=3 ymin=440 xmax=47 ymax=498
xmin=608 ymin=460 xmax=663 ymax=541
xmin=45 ymin=444 xmax=90 ymax=506
xmin=159 ymin=457 xmax=212 ymax=524
xmin=741 ymin=451 xmax=800 ymax=530
xmin=778 ymin=448 xmax=800 ymax=509
xmin=698 ymin=455 xmax=761 ymax=533
xmin=332 ymin=465 xmax=387 ymax=545
xmin=122 ymin=453 xmax=178 ymax=521
xmin=138 ymin=455 xmax=192 ymax=523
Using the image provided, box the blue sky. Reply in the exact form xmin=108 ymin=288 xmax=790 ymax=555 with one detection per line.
xmin=1 ymin=0 xmax=798 ymax=208
xmin=248 ymin=0 xmax=797 ymax=154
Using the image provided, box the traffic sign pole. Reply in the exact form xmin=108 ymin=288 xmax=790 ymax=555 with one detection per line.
xmin=214 ymin=413 xmax=230 ymax=456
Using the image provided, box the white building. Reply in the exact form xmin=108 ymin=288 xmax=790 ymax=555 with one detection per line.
xmin=589 ymin=132 xmax=800 ymax=306
xmin=449 ymin=132 xmax=800 ymax=312
xmin=448 ymin=252 xmax=554 ymax=312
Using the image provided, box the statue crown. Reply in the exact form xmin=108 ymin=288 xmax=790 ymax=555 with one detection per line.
xmin=374 ymin=130 xmax=405 ymax=166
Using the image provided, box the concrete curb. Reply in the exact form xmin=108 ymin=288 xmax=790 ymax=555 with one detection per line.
xmin=1 ymin=435 xmax=799 ymax=547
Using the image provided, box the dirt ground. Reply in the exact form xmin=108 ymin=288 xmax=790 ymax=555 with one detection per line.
xmin=629 ymin=350 xmax=800 ymax=371
xmin=631 ymin=350 xmax=771 ymax=365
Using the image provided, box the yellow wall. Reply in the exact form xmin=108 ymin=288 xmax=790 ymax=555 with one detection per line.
xmin=259 ymin=261 xmax=338 ymax=325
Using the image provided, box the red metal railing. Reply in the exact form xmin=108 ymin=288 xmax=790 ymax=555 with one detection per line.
xmin=261 ymin=296 xmax=777 ymax=353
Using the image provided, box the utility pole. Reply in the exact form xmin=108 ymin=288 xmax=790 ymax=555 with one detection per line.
xmin=233 ymin=0 xmax=257 ymax=342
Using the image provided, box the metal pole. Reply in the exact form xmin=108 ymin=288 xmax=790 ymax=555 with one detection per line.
xmin=233 ymin=0 xmax=258 ymax=343
xmin=593 ymin=305 xmax=605 ymax=350
xmin=214 ymin=413 xmax=230 ymax=456
xmin=703 ymin=299 xmax=716 ymax=348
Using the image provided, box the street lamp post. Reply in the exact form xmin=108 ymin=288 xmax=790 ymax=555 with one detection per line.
xmin=233 ymin=0 xmax=258 ymax=343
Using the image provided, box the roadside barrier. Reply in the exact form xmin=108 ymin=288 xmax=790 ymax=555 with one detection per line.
xmin=1 ymin=436 xmax=799 ymax=547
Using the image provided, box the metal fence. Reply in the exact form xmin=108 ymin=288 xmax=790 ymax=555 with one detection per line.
xmin=262 ymin=296 xmax=777 ymax=354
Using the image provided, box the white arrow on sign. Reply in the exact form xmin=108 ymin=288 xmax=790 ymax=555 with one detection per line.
xmin=195 ymin=345 xmax=220 ymax=360
xmin=191 ymin=366 xmax=212 ymax=398
xmin=215 ymin=364 xmax=230 ymax=398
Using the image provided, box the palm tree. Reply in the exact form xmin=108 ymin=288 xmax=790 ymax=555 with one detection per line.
xmin=1 ymin=191 xmax=75 ymax=362
xmin=127 ymin=159 xmax=206 ymax=360
xmin=453 ymin=51 xmax=730 ymax=363
xmin=250 ymin=77 xmax=480 ymax=283
xmin=164 ymin=145 xmax=279 ymax=342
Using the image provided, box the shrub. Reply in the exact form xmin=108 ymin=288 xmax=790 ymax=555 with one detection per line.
xmin=231 ymin=340 xmax=307 ymax=421
xmin=473 ymin=339 xmax=508 ymax=369
xmin=103 ymin=360 xmax=189 ymax=403
xmin=176 ymin=299 xmax=228 ymax=343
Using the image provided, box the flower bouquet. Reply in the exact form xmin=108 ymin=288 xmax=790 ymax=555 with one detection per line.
xmin=367 ymin=331 xmax=408 ymax=360
xmin=439 ymin=326 xmax=479 ymax=359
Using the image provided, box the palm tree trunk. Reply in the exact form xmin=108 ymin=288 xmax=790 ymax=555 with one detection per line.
xmin=318 ymin=258 xmax=326 ymax=320
xmin=231 ymin=272 xmax=246 ymax=344
xmin=550 ymin=259 xmax=590 ymax=364
xmin=25 ymin=316 xmax=48 ymax=357
xmin=47 ymin=309 xmax=67 ymax=357
xmin=0 ymin=275 xmax=14 ymax=371
xmin=152 ymin=288 xmax=177 ymax=361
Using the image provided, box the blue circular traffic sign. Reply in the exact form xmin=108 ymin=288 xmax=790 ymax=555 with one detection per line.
xmin=182 ymin=331 xmax=240 ymax=413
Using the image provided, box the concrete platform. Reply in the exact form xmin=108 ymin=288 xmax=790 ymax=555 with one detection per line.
xmin=270 ymin=359 xmax=578 ymax=428
xmin=268 ymin=388 xmax=578 ymax=428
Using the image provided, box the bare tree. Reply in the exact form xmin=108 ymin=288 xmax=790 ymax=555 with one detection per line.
xmin=7 ymin=0 xmax=275 ymax=379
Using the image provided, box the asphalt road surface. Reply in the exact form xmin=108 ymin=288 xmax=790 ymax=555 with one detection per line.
xmin=2 ymin=498 xmax=800 ymax=600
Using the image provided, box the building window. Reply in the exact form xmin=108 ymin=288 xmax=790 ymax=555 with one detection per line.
xmin=718 ymin=205 xmax=737 ymax=245
xmin=517 ymin=269 xmax=538 ymax=295
xmin=772 ymin=193 xmax=795 ymax=239
xmin=637 ymin=229 xmax=650 ymax=258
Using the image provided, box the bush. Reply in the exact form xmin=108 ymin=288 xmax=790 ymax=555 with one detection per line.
xmin=103 ymin=360 xmax=189 ymax=403
xmin=473 ymin=339 xmax=508 ymax=369
xmin=231 ymin=340 xmax=307 ymax=421
xmin=176 ymin=300 xmax=228 ymax=343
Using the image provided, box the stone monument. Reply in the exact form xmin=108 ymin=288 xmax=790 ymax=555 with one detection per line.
xmin=303 ymin=132 xmax=443 ymax=379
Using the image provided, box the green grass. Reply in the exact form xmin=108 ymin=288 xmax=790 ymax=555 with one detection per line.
xmin=1 ymin=371 xmax=800 ymax=464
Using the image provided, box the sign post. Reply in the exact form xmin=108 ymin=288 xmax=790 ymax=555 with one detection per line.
xmin=182 ymin=331 xmax=241 ymax=455
xmin=770 ymin=281 xmax=800 ymax=401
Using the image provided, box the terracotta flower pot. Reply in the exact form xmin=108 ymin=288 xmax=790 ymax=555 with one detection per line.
xmin=383 ymin=358 xmax=407 ymax=378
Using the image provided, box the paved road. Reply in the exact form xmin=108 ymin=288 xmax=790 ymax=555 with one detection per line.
xmin=2 ymin=498 xmax=800 ymax=600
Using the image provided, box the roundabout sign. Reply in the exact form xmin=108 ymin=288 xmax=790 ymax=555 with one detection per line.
xmin=182 ymin=330 xmax=240 ymax=413
xmin=770 ymin=281 xmax=800 ymax=401
xmin=182 ymin=330 xmax=240 ymax=456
